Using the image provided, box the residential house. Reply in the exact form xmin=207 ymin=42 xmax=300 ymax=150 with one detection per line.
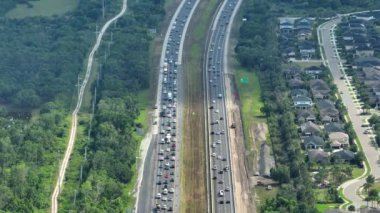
xmin=288 ymin=78 xmax=304 ymax=89
xmin=280 ymin=21 xmax=294 ymax=34
xmin=316 ymin=99 xmax=340 ymax=121
xmin=284 ymin=67 xmax=302 ymax=79
xmin=324 ymin=122 xmax=345 ymax=133
xmin=342 ymin=31 xmax=354 ymax=41
xmin=300 ymin=121 xmax=321 ymax=136
xmin=331 ymin=150 xmax=355 ymax=163
xmin=304 ymin=65 xmax=323 ymax=78
xmin=291 ymin=89 xmax=308 ymax=98
xmin=355 ymin=46 xmax=374 ymax=57
xmin=310 ymin=79 xmax=331 ymax=99
xmin=303 ymin=135 xmax=325 ymax=149
xmin=299 ymin=41 xmax=316 ymax=59
xmin=353 ymin=57 xmax=380 ymax=69
xmin=329 ymin=132 xmax=349 ymax=148
xmin=293 ymin=95 xmax=313 ymax=109
xmin=297 ymin=28 xmax=312 ymax=41
xmin=308 ymin=149 xmax=329 ymax=164
xmin=296 ymin=110 xmax=316 ymax=123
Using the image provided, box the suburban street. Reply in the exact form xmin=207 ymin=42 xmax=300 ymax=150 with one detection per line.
xmin=136 ymin=0 xmax=199 ymax=212
xmin=204 ymin=0 xmax=239 ymax=212
xmin=319 ymin=18 xmax=380 ymax=208
xmin=50 ymin=1 xmax=128 ymax=212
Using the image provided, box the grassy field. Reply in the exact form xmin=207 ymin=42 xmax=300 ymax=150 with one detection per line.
xmin=6 ymin=0 xmax=78 ymax=18
xmin=255 ymin=186 xmax=278 ymax=211
xmin=316 ymin=203 xmax=340 ymax=212
xmin=235 ymin=68 xmax=265 ymax=126
xmin=181 ymin=0 xmax=220 ymax=212
xmin=135 ymin=89 xmax=150 ymax=131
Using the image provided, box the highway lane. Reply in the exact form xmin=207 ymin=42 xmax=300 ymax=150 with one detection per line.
xmin=136 ymin=0 xmax=199 ymax=212
xmin=318 ymin=18 xmax=380 ymax=208
xmin=50 ymin=1 xmax=128 ymax=212
xmin=205 ymin=0 xmax=238 ymax=212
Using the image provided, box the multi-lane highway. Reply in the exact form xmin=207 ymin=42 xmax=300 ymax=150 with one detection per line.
xmin=136 ymin=0 xmax=199 ymax=212
xmin=204 ymin=0 xmax=239 ymax=212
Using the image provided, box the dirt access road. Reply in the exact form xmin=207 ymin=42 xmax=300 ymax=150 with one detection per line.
xmin=50 ymin=0 xmax=128 ymax=212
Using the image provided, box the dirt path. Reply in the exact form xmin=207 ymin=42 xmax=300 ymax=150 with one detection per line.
xmin=225 ymin=76 xmax=254 ymax=213
xmin=50 ymin=1 xmax=128 ymax=212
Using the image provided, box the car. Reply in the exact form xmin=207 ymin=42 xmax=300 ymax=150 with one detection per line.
xmin=224 ymin=166 xmax=229 ymax=171
xmin=216 ymin=140 xmax=221 ymax=144
xmin=157 ymin=180 xmax=162 ymax=185
xmin=218 ymin=180 xmax=224 ymax=184
xmin=213 ymin=176 xmax=217 ymax=180
xmin=169 ymin=188 xmax=175 ymax=193
xmin=225 ymin=187 xmax=230 ymax=191
xmin=219 ymin=190 xmax=224 ymax=196
xmin=162 ymin=197 xmax=168 ymax=201
xmin=156 ymin=193 xmax=162 ymax=199
xmin=158 ymin=172 xmax=163 ymax=176
xmin=212 ymin=143 xmax=216 ymax=148
xmin=364 ymin=130 xmax=371 ymax=134
xmin=219 ymin=200 xmax=224 ymax=204
xmin=215 ymin=109 xmax=219 ymax=113
xmin=217 ymin=155 xmax=222 ymax=160
xmin=226 ymin=200 xmax=230 ymax=204
xmin=212 ymin=165 xmax=218 ymax=170
xmin=163 ymin=188 xmax=168 ymax=195
xmin=211 ymin=153 xmax=216 ymax=157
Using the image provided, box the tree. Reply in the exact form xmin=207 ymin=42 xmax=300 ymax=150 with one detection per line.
xmin=270 ymin=165 xmax=290 ymax=184
xmin=348 ymin=205 xmax=355 ymax=211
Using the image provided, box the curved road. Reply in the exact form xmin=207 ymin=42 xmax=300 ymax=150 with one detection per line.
xmin=318 ymin=15 xmax=380 ymax=209
xmin=50 ymin=0 xmax=128 ymax=212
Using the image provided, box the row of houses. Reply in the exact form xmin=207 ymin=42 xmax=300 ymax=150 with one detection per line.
xmin=339 ymin=13 xmax=380 ymax=107
xmin=339 ymin=15 xmax=380 ymax=57
xmin=279 ymin=17 xmax=317 ymax=60
xmin=284 ymin=66 xmax=356 ymax=164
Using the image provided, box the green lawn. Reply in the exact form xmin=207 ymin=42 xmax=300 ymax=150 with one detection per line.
xmin=316 ymin=203 xmax=340 ymax=212
xmin=135 ymin=89 xmax=150 ymax=131
xmin=255 ymin=186 xmax=278 ymax=210
xmin=6 ymin=0 xmax=78 ymax=18
xmin=235 ymin=68 xmax=264 ymax=119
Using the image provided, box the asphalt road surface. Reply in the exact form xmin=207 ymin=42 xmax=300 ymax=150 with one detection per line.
xmin=319 ymin=18 xmax=380 ymax=208
xmin=136 ymin=0 xmax=199 ymax=212
xmin=204 ymin=0 xmax=239 ymax=212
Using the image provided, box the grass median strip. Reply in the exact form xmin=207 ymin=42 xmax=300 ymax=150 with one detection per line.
xmin=181 ymin=0 xmax=220 ymax=212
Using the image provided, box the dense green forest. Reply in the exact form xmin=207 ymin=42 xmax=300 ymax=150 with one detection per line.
xmin=0 ymin=0 xmax=162 ymax=211
xmin=57 ymin=0 xmax=165 ymax=211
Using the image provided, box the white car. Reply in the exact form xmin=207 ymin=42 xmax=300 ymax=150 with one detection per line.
xmin=219 ymin=190 xmax=224 ymax=197
xmin=211 ymin=153 xmax=216 ymax=157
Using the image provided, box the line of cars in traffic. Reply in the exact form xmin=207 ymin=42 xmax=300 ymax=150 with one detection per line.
xmin=205 ymin=0 xmax=238 ymax=212
xmin=153 ymin=0 xmax=197 ymax=211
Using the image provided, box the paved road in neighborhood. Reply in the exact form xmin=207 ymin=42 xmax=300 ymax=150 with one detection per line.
xmin=319 ymin=18 xmax=380 ymax=209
